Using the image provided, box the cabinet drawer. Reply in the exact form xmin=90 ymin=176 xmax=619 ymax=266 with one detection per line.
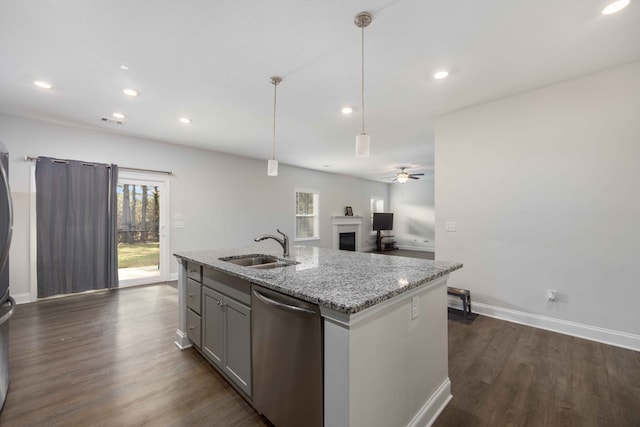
xmin=187 ymin=262 xmax=202 ymax=282
xmin=187 ymin=278 xmax=202 ymax=314
xmin=203 ymin=268 xmax=251 ymax=306
xmin=186 ymin=308 xmax=201 ymax=348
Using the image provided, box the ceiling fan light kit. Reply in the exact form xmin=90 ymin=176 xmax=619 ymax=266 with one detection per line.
xmin=380 ymin=167 xmax=425 ymax=183
xmin=267 ymin=76 xmax=282 ymax=177
xmin=355 ymin=11 xmax=372 ymax=158
xmin=397 ymin=172 xmax=409 ymax=184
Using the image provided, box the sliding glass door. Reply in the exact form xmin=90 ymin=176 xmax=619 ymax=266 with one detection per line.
xmin=117 ymin=171 xmax=169 ymax=287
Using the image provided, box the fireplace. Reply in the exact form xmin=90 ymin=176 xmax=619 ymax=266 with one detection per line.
xmin=332 ymin=216 xmax=362 ymax=252
xmin=339 ymin=232 xmax=356 ymax=251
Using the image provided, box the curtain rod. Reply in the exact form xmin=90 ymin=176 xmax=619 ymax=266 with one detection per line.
xmin=24 ymin=156 xmax=174 ymax=176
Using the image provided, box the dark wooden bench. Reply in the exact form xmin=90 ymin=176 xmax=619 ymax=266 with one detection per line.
xmin=447 ymin=287 xmax=471 ymax=319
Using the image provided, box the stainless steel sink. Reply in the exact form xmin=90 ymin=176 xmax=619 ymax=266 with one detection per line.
xmin=219 ymin=254 xmax=299 ymax=269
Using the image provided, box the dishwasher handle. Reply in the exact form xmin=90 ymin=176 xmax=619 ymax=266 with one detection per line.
xmin=253 ymin=289 xmax=316 ymax=316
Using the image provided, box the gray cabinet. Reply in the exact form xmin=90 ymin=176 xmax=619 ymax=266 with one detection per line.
xmin=202 ymin=287 xmax=225 ymax=367
xmin=202 ymin=277 xmax=252 ymax=396
xmin=186 ymin=277 xmax=202 ymax=349
xmin=186 ymin=262 xmax=202 ymax=282
xmin=223 ymin=296 xmax=251 ymax=393
xmin=186 ymin=278 xmax=201 ymax=314
xmin=186 ymin=308 xmax=201 ymax=348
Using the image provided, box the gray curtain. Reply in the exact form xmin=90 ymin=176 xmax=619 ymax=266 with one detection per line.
xmin=36 ymin=157 xmax=119 ymax=298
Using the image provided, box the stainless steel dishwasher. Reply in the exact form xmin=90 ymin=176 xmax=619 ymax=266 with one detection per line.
xmin=251 ymin=284 xmax=323 ymax=427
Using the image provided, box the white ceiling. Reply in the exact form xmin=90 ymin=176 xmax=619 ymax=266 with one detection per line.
xmin=1 ymin=0 xmax=639 ymax=182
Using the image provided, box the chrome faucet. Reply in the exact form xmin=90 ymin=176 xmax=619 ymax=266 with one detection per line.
xmin=254 ymin=229 xmax=290 ymax=258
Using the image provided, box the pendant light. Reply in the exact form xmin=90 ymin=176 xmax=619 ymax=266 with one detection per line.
xmin=355 ymin=11 xmax=372 ymax=158
xmin=267 ymin=76 xmax=282 ymax=176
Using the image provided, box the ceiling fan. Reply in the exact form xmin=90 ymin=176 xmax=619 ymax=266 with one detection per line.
xmin=381 ymin=167 xmax=425 ymax=183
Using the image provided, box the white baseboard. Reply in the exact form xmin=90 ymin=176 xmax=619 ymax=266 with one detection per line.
xmin=407 ymin=377 xmax=452 ymax=427
xmin=397 ymin=245 xmax=435 ymax=252
xmin=12 ymin=292 xmax=32 ymax=304
xmin=448 ymin=298 xmax=640 ymax=352
xmin=174 ymin=329 xmax=192 ymax=350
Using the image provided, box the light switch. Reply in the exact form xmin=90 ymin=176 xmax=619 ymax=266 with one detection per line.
xmin=446 ymin=221 xmax=456 ymax=232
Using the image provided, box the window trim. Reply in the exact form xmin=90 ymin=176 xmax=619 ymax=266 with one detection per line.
xmin=295 ymin=189 xmax=320 ymax=241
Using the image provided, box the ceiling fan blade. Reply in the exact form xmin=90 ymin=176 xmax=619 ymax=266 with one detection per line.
xmin=379 ymin=175 xmax=397 ymax=180
xmin=409 ymin=176 xmax=420 ymax=179
xmin=409 ymin=173 xmax=424 ymax=177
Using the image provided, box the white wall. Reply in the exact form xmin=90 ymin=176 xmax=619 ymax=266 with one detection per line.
xmin=0 ymin=113 xmax=388 ymax=301
xmin=389 ymin=174 xmax=435 ymax=251
xmin=434 ymin=61 xmax=640 ymax=349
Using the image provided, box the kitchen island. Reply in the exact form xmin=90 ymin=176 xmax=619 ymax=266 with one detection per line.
xmin=174 ymin=242 xmax=462 ymax=427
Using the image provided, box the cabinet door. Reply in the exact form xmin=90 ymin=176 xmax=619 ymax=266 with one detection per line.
xmin=224 ymin=298 xmax=252 ymax=396
xmin=187 ymin=262 xmax=202 ymax=282
xmin=186 ymin=278 xmax=202 ymax=314
xmin=202 ymin=287 xmax=225 ymax=368
xmin=186 ymin=308 xmax=201 ymax=348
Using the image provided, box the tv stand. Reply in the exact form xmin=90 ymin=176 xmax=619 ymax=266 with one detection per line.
xmin=376 ymin=230 xmax=397 ymax=252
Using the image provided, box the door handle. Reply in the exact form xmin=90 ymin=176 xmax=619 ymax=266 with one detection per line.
xmin=0 ymin=160 xmax=13 ymax=273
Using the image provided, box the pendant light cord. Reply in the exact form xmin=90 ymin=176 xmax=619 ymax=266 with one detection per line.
xmin=272 ymin=81 xmax=277 ymax=161
xmin=361 ymin=24 xmax=365 ymax=135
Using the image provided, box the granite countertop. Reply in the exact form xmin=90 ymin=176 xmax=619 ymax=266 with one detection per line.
xmin=174 ymin=241 xmax=462 ymax=315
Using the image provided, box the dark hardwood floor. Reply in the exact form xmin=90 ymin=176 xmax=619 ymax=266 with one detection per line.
xmin=2 ymin=283 xmax=639 ymax=426
xmin=1 ymin=284 xmax=269 ymax=427
xmin=436 ymin=314 xmax=640 ymax=427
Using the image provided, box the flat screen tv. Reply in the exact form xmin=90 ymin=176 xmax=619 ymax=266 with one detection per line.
xmin=372 ymin=212 xmax=393 ymax=231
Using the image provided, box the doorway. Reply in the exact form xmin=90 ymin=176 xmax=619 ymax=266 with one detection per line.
xmin=117 ymin=171 xmax=169 ymax=287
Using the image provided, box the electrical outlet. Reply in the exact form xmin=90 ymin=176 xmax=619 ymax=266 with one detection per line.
xmin=411 ymin=296 xmax=419 ymax=319
xmin=547 ymin=289 xmax=557 ymax=301
xmin=446 ymin=221 xmax=456 ymax=232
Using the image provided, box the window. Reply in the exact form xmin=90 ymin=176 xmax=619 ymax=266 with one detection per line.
xmin=296 ymin=190 xmax=319 ymax=240
xmin=370 ymin=197 xmax=385 ymax=233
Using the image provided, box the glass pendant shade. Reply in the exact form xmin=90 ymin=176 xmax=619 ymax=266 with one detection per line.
xmin=355 ymin=133 xmax=370 ymax=158
xmin=397 ymin=173 xmax=409 ymax=184
xmin=267 ymin=159 xmax=278 ymax=176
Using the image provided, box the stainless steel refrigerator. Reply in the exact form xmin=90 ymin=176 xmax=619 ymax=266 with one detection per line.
xmin=0 ymin=141 xmax=14 ymax=411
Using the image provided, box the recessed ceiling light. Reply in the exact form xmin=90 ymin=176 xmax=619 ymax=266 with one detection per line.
xmin=112 ymin=112 xmax=125 ymax=119
xmin=341 ymin=107 xmax=353 ymax=115
xmin=179 ymin=117 xmax=192 ymax=124
xmin=34 ymin=80 xmax=53 ymax=89
xmin=433 ymin=70 xmax=449 ymax=80
xmin=602 ymin=0 xmax=630 ymax=14
xmin=122 ymin=88 xmax=139 ymax=97
xmin=120 ymin=65 xmax=129 ymax=70
xmin=322 ymin=164 xmax=331 ymax=168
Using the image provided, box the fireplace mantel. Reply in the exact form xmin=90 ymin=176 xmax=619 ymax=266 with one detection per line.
xmin=332 ymin=216 xmax=363 ymax=252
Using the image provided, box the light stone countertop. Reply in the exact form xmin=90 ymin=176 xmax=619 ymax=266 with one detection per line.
xmin=174 ymin=241 xmax=463 ymax=315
